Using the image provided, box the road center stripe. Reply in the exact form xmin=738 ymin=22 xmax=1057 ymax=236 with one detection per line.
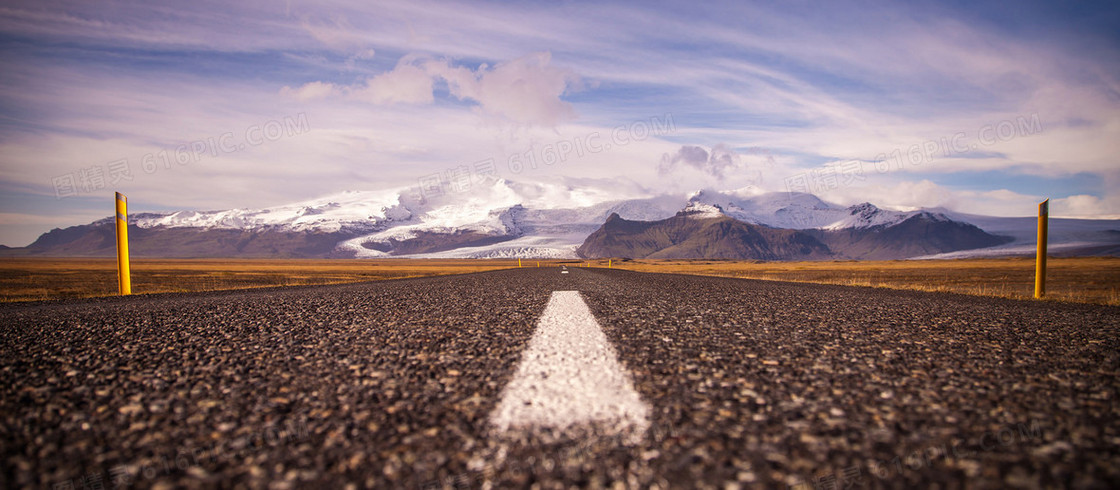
xmin=489 ymin=291 xmax=650 ymax=440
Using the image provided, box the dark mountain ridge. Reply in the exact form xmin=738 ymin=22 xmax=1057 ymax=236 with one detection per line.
xmin=577 ymin=207 xmax=1012 ymax=260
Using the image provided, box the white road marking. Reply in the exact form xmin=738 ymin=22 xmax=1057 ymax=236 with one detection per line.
xmin=489 ymin=291 xmax=649 ymax=441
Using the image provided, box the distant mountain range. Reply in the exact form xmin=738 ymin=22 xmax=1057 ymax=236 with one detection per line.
xmin=576 ymin=202 xmax=1011 ymax=260
xmin=5 ymin=180 xmax=1119 ymax=260
xmin=577 ymin=205 xmax=834 ymax=260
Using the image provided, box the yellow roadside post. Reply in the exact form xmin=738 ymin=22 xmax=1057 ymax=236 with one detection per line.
xmin=115 ymin=192 xmax=132 ymax=295
xmin=608 ymin=258 xmax=612 ymax=269
xmin=518 ymin=258 xmax=521 ymax=268
xmin=1034 ymin=199 xmax=1048 ymax=299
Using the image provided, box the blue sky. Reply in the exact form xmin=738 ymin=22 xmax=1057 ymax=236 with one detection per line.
xmin=0 ymin=0 xmax=1117 ymax=246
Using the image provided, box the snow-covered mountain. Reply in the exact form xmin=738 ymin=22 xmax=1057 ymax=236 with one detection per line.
xmin=9 ymin=179 xmax=1120 ymax=259
xmin=686 ymin=189 xmax=936 ymax=230
xmin=133 ymin=189 xmax=411 ymax=233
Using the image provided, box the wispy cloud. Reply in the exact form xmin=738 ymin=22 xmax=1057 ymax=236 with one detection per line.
xmin=286 ymin=51 xmax=583 ymax=125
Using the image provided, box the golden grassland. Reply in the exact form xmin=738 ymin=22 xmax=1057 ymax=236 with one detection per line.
xmin=1 ymin=257 xmax=1117 ymax=306
xmin=600 ymin=257 xmax=1120 ymax=306
xmin=0 ymin=258 xmax=530 ymax=302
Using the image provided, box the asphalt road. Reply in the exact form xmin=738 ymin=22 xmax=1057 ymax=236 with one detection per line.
xmin=1 ymin=267 xmax=1118 ymax=489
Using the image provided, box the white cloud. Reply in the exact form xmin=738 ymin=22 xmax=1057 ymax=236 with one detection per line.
xmin=351 ymin=61 xmax=434 ymax=105
xmin=816 ymin=178 xmax=955 ymax=211
xmin=299 ymin=13 xmax=366 ymax=50
xmin=281 ymin=81 xmax=337 ymax=101
xmin=424 ymin=52 xmax=581 ymax=126
xmin=796 ymin=164 xmax=1044 ymax=216
xmin=284 ymin=59 xmax=436 ymax=105
xmin=288 ymin=52 xmax=582 ymax=125
xmin=658 ymin=145 xmax=739 ymax=179
xmin=645 ymin=144 xmax=786 ymax=195
xmin=344 ymin=48 xmax=376 ymax=70
xmin=1052 ymin=195 xmax=1120 ymax=219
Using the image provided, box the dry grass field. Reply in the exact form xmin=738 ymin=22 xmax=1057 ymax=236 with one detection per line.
xmin=0 ymin=258 xmax=529 ymax=302
xmin=597 ymin=257 xmax=1120 ymax=306
xmin=2 ymin=257 xmax=1117 ymax=306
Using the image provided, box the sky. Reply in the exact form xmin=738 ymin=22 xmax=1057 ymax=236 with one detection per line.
xmin=1 ymin=0 xmax=1118 ymax=246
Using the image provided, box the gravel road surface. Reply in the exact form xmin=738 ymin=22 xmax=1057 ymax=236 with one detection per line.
xmin=2 ymin=267 xmax=1117 ymax=489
